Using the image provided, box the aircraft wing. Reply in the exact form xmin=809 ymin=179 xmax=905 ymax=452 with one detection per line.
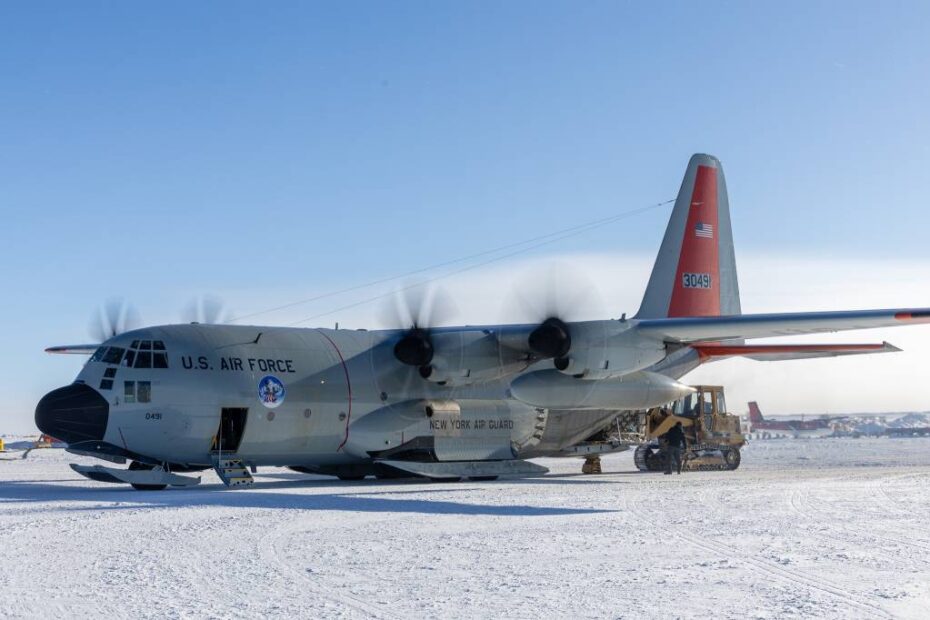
xmin=45 ymin=344 xmax=99 ymax=355
xmin=693 ymin=342 xmax=900 ymax=362
xmin=635 ymin=309 xmax=930 ymax=343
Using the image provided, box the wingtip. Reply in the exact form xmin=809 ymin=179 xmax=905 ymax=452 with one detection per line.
xmin=882 ymin=341 xmax=903 ymax=353
xmin=45 ymin=344 xmax=99 ymax=355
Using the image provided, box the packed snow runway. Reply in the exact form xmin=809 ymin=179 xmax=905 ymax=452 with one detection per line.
xmin=1 ymin=439 xmax=928 ymax=619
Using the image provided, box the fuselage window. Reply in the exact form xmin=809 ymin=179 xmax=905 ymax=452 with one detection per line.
xmin=137 ymin=381 xmax=151 ymax=403
xmin=103 ymin=367 xmax=117 ymax=379
xmin=99 ymin=379 xmax=114 ymax=390
xmin=140 ymin=340 xmax=152 ymax=350
xmin=91 ymin=347 xmax=107 ymax=362
xmin=102 ymin=347 xmax=125 ymax=365
xmin=124 ymin=381 xmax=136 ymax=403
xmin=153 ymin=340 xmax=166 ymax=350
xmin=130 ymin=340 xmax=140 ymax=349
xmin=134 ymin=351 xmax=152 ymax=368
xmin=153 ymin=352 xmax=169 ymax=368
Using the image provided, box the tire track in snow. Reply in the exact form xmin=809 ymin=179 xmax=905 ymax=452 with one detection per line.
xmin=787 ymin=474 xmax=930 ymax=557
xmin=257 ymin=511 xmax=402 ymax=620
xmin=671 ymin=532 xmax=893 ymax=620
xmin=622 ymin=484 xmax=894 ymax=620
xmin=867 ymin=471 xmax=928 ymax=519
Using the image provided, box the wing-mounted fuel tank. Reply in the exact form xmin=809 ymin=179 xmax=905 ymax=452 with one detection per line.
xmin=341 ymin=398 xmax=543 ymax=461
xmin=509 ymin=370 xmax=694 ymax=410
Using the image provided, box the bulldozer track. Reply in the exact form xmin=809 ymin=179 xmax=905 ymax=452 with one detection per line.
xmin=634 ymin=443 xmax=739 ymax=472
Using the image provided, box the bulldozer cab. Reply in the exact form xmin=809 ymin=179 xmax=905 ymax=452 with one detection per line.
xmin=649 ymin=386 xmax=733 ymax=438
xmin=673 ymin=385 xmax=724 ymax=417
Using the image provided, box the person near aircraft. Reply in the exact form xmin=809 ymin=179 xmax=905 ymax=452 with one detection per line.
xmin=663 ymin=422 xmax=687 ymax=475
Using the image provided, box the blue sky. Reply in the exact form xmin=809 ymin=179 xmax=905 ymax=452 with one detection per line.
xmin=3 ymin=2 xmax=930 ymax=431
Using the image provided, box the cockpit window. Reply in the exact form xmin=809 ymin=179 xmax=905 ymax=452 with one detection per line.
xmin=122 ymin=349 xmax=136 ymax=367
xmin=134 ymin=351 xmax=152 ymax=368
xmin=95 ymin=338 xmax=169 ymax=368
xmin=102 ymin=347 xmax=125 ymax=365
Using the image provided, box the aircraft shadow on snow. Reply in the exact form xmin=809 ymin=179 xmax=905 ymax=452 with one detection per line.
xmin=0 ymin=475 xmax=619 ymax=516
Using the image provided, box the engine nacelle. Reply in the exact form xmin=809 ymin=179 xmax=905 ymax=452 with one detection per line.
xmin=550 ymin=337 xmax=666 ymax=379
xmin=420 ymin=331 xmax=529 ymax=386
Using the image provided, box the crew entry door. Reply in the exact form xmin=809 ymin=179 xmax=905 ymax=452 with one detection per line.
xmin=214 ymin=408 xmax=248 ymax=453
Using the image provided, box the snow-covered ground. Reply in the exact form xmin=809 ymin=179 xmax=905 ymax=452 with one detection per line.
xmin=1 ymin=438 xmax=928 ymax=619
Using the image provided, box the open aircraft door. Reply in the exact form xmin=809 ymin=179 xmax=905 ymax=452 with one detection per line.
xmin=211 ymin=407 xmax=254 ymax=487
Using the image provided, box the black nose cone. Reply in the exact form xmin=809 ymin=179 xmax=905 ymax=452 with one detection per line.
xmin=35 ymin=383 xmax=109 ymax=444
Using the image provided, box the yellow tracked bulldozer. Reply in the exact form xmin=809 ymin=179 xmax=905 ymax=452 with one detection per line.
xmin=633 ymin=385 xmax=745 ymax=472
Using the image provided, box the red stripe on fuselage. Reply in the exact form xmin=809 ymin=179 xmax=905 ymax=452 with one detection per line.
xmin=668 ymin=165 xmax=720 ymax=317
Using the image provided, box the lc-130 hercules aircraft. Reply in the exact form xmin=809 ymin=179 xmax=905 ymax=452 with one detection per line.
xmin=36 ymin=154 xmax=930 ymax=489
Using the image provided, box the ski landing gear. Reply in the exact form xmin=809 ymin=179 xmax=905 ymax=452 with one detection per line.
xmin=70 ymin=461 xmax=201 ymax=489
xmin=128 ymin=461 xmax=167 ymax=491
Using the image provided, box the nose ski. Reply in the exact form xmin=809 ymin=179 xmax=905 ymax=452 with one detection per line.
xmin=70 ymin=462 xmax=200 ymax=490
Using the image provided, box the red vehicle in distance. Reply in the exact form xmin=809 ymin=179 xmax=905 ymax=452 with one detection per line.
xmin=746 ymin=402 xmax=836 ymax=438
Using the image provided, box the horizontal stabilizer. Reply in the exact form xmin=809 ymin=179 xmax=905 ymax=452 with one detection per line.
xmin=46 ymin=344 xmax=99 ymax=355
xmin=694 ymin=342 xmax=901 ymax=362
xmin=636 ymin=308 xmax=930 ymax=343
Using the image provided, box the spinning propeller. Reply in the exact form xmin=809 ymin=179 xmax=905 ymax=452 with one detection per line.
xmin=386 ymin=285 xmax=456 ymax=375
xmin=86 ymin=296 xmax=230 ymax=344
xmin=509 ymin=262 xmax=604 ymax=364
xmin=181 ymin=295 xmax=228 ymax=325
xmin=89 ymin=298 xmax=142 ymax=342
xmin=528 ymin=317 xmax=572 ymax=360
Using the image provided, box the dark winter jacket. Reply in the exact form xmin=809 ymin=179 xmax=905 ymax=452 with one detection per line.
xmin=663 ymin=424 xmax=687 ymax=448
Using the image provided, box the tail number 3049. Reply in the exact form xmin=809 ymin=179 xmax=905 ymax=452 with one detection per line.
xmin=682 ymin=273 xmax=712 ymax=289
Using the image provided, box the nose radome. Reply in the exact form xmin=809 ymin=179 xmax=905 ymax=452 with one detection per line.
xmin=35 ymin=383 xmax=109 ymax=445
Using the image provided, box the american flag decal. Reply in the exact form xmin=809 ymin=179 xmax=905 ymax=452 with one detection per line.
xmin=694 ymin=222 xmax=714 ymax=239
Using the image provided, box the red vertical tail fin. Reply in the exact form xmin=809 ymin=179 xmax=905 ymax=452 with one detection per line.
xmin=636 ymin=154 xmax=741 ymax=319
xmin=748 ymin=401 xmax=764 ymax=423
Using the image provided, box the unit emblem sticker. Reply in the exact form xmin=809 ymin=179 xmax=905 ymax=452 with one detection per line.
xmin=258 ymin=375 xmax=286 ymax=409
